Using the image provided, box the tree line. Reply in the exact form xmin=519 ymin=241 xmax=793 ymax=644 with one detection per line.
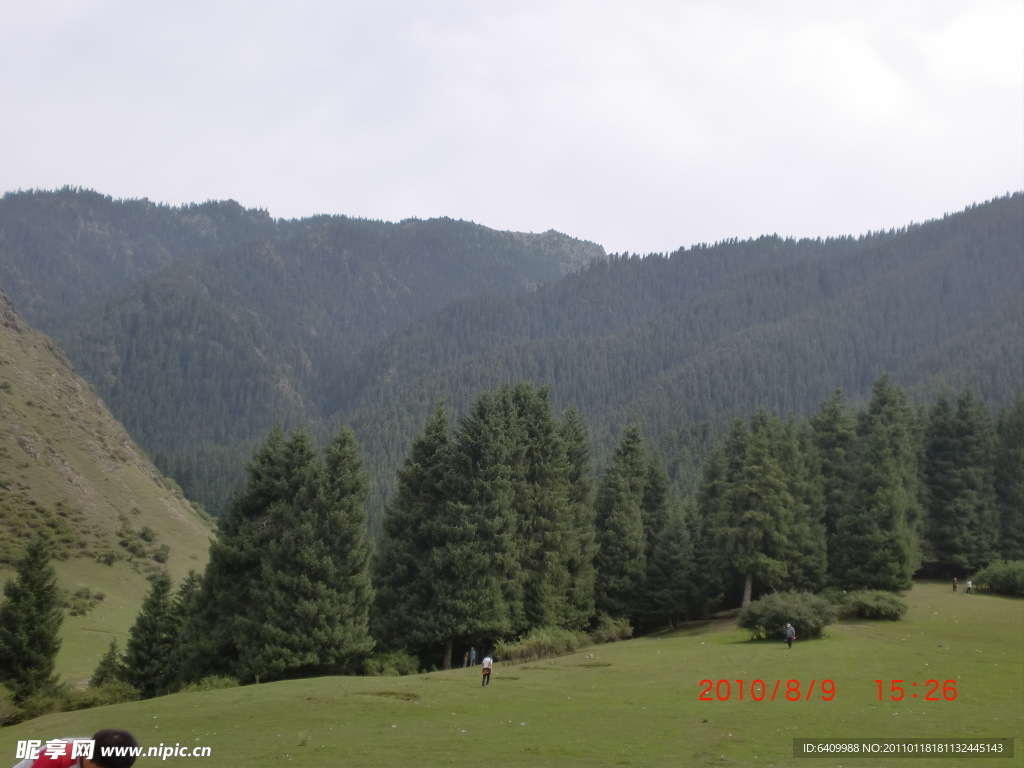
xmin=1 ymin=378 xmax=1021 ymax=710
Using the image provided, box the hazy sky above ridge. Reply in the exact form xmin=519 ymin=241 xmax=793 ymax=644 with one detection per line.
xmin=2 ymin=0 xmax=1021 ymax=254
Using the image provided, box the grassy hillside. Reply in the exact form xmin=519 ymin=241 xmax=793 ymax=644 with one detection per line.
xmin=0 ymin=289 xmax=213 ymax=683
xmin=2 ymin=582 xmax=1019 ymax=767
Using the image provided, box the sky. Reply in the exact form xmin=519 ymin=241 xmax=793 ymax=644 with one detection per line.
xmin=2 ymin=0 xmax=1021 ymax=255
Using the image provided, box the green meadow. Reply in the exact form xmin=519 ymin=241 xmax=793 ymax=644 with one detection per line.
xmin=2 ymin=582 xmax=1020 ymax=767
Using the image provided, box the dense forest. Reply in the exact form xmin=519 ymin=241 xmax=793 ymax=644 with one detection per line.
xmin=11 ymin=377 xmax=1014 ymax=706
xmin=0 ymin=188 xmax=1021 ymax=528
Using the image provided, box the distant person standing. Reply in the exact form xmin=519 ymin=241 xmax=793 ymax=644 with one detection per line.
xmin=952 ymin=577 xmax=958 ymax=593
xmin=966 ymin=579 xmax=973 ymax=595
xmin=785 ymin=623 xmax=796 ymax=649
xmin=469 ymin=646 xmax=477 ymax=666
xmin=463 ymin=650 xmax=469 ymax=667
xmin=481 ymin=653 xmax=493 ymax=686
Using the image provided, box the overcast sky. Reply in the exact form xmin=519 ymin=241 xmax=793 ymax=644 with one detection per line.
xmin=2 ymin=1 xmax=1021 ymax=255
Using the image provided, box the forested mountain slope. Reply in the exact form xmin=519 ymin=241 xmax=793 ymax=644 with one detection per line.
xmin=0 ymin=288 xmax=211 ymax=569
xmin=343 ymin=195 xmax=1024 ymax=495
xmin=0 ymin=189 xmax=604 ymax=513
xmin=0 ymin=189 xmax=1019 ymax=520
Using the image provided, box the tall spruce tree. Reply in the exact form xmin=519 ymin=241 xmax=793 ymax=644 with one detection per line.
xmin=830 ymin=418 xmax=916 ymax=590
xmin=809 ymin=390 xmax=857 ymax=542
xmin=559 ymin=404 xmax=598 ymax=630
xmin=373 ymin=403 xmax=454 ymax=659
xmin=121 ymin=572 xmax=177 ymax=698
xmin=641 ymin=454 xmax=671 ymax=561
xmin=594 ymin=424 xmax=648 ymax=620
xmin=994 ymin=395 xmax=1024 ymax=561
xmin=508 ymin=383 xmax=574 ymax=631
xmin=923 ymin=390 xmax=998 ymax=570
xmin=642 ymin=504 xmax=696 ymax=630
xmin=160 ymin=570 xmax=202 ymax=691
xmin=856 ymin=375 xmax=924 ymax=567
xmin=693 ymin=422 xmax=746 ymax=607
xmin=90 ymin=639 xmax=125 ymax=688
xmin=715 ymin=409 xmax=794 ymax=606
xmin=775 ymin=417 xmax=827 ymax=592
xmin=184 ymin=425 xmax=376 ymax=683
xmin=436 ymin=391 xmax=520 ymax=666
xmin=0 ymin=538 xmax=62 ymax=703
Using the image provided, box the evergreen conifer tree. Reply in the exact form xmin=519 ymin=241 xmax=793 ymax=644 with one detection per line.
xmin=642 ymin=506 xmax=696 ymax=629
xmin=775 ymin=417 xmax=827 ymax=592
xmin=641 ymin=454 xmax=671 ymax=561
xmin=856 ymin=375 xmax=924 ymax=566
xmin=594 ymin=424 xmax=648 ymax=620
xmin=830 ymin=418 xmax=916 ymax=590
xmin=559 ymin=404 xmax=598 ymax=630
xmin=0 ymin=538 xmax=62 ymax=703
xmin=923 ymin=390 xmax=998 ymax=570
xmin=185 ymin=425 xmax=377 ymax=683
xmin=508 ymin=383 xmax=574 ymax=631
xmin=121 ymin=572 xmax=176 ymax=698
xmin=373 ymin=403 xmax=454 ymax=659
xmin=994 ymin=395 xmax=1024 ymax=561
xmin=90 ymin=639 xmax=125 ymax=688
xmin=715 ymin=409 xmax=794 ymax=605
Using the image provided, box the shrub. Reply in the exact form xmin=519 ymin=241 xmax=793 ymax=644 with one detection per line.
xmin=973 ymin=561 xmax=1024 ymax=597
xmin=495 ymin=626 xmax=586 ymax=663
xmin=178 ymin=675 xmax=240 ymax=693
xmin=362 ymin=651 xmax=420 ymax=677
xmin=65 ymin=681 xmax=141 ymax=711
xmin=589 ymin=614 xmax=634 ymax=644
xmin=841 ymin=590 xmax=908 ymax=621
xmin=0 ymin=684 xmax=19 ymax=725
xmin=738 ymin=591 xmax=837 ymax=640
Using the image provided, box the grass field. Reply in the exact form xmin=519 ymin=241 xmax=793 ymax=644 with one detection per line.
xmin=2 ymin=581 xmax=1020 ymax=767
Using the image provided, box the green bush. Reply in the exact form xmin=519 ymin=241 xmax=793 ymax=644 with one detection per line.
xmin=841 ymin=590 xmax=908 ymax=621
xmin=973 ymin=561 xmax=1024 ymax=597
xmin=178 ymin=675 xmax=240 ymax=693
xmin=589 ymin=614 xmax=634 ymax=644
xmin=362 ymin=651 xmax=420 ymax=677
xmin=65 ymin=681 xmax=141 ymax=711
xmin=0 ymin=684 xmax=19 ymax=726
xmin=738 ymin=591 xmax=837 ymax=640
xmin=495 ymin=626 xmax=586 ymax=663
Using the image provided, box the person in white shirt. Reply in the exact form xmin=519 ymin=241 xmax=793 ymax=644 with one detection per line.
xmin=481 ymin=654 xmax=493 ymax=687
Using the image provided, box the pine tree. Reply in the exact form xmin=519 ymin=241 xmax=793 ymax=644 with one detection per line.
xmin=642 ymin=506 xmax=696 ymax=629
xmin=994 ymin=395 xmax=1024 ymax=561
xmin=160 ymin=571 xmax=202 ymax=691
xmin=0 ymin=538 xmax=63 ymax=703
xmin=856 ymin=375 xmax=924 ymax=567
xmin=508 ymin=383 xmax=574 ymax=631
xmin=560 ymin=404 xmax=597 ymax=630
xmin=809 ymin=389 xmax=857 ymax=543
xmin=830 ymin=418 xmax=916 ymax=590
xmin=373 ymin=403 xmax=454 ymax=658
xmin=776 ymin=417 xmax=827 ymax=592
xmin=234 ymin=427 xmax=375 ymax=681
xmin=594 ymin=424 xmax=648 ymax=620
xmin=121 ymin=572 xmax=177 ymax=698
xmin=185 ymin=425 xmax=377 ymax=683
xmin=413 ymin=391 xmax=521 ymax=667
xmin=90 ymin=639 xmax=125 ymax=688
xmin=641 ymin=454 xmax=671 ymax=561
xmin=716 ymin=410 xmax=794 ymax=605
xmin=923 ymin=390 xmax=998 ymax=570
xmin=694 ymin=419 xmax=747 ymax=609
